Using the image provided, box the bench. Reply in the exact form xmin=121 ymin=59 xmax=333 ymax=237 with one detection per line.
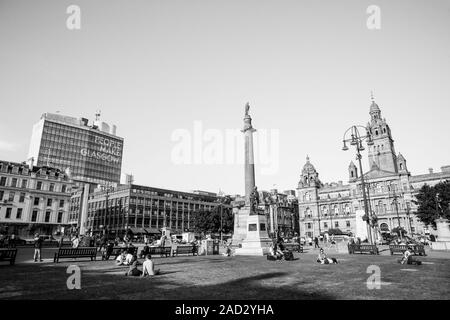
xmin=282 ymin=243 xmax=304 ymax=253
xmin=0 ymin=248 xmax=17 ymax=265
xmin=53 ymin=247 xmax=98 ymax=263
xmin=102 ymin=247 xmax=124 ymax=260
xmin=389 ymin=244 xmax=426 ymax=256
xmin=174 ymin=245 xmax=198 ymax=256
xmin=148 ymin=246 xmax=172 ymax=257
xmin=348 ymin=244 xmax=379 ymax=255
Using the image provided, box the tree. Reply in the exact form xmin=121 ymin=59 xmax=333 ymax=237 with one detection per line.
xmin=391 ymin=226 xmax=407 ymax=237
xmin=193 ymin=196 xmax=234 ymax=235
xmin=414 ymin=181 xmax=450 ymax=229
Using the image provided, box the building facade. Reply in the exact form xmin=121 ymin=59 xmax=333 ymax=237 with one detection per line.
xmin=0 ymin=160 xmax=73 ymax=238
xmin=28 ymin=112 xmax=124 ymax=185
xmin=297 ymin=99 xmax=450 ymax=239
xmin=70 ymin=184 xmax=230 ymax=238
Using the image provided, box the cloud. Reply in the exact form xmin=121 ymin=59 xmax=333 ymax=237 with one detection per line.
xmin=0 ymin=141 xmax=18 ymax=152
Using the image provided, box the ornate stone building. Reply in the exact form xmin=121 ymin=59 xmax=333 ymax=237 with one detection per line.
xmin=297 ymin=99 xmax=450 ymax=239
xmin=0 ymin=160 xmax=73 ymax=238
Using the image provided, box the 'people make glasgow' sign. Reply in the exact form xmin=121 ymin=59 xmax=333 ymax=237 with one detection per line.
xmin=80 ymin=135 xmax=122 ymax=164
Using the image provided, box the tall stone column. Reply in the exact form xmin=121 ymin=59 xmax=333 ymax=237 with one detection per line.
xmin=234 ymin=103 xmax=272 ymax=255
xmin=242 ymin=109 xmax=256 ymax=206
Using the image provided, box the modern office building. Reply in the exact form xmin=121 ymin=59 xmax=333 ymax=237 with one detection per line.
xmin=0 ymin=160 xmax=74 ymax=238
xmin=297 ymin=99 xmax=450 ymax=240
xmin=69 ymin=184 xmax=231 ymax=238
xmin=28 ymin=112 xmax=124 ymax=186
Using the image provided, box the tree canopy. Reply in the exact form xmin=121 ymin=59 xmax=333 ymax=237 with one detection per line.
xmin=193 ymin=196 xmax=234 ymax=235
xmin=414 ymin=180 xmax=450 ymax=229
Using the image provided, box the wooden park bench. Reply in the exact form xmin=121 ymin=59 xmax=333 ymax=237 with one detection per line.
xmin=348 ymin=244 xmax=379 ymax=255
xmin=0 ymin=248 xmax=17 ymax=265
xmin=53 ymin=247 xmax=98 ymax=263
xmin=282 ymin=243 xmax=304 ymax=253
xmin=148 ymin=246 xmax=172 ymax=257
xmin=389 ymin=244 xmax=426 ymax=256
xmin=102 ymin=247 xmax=124 ymax=260
xmin=174 ymin=245 xmax=198 ymax=256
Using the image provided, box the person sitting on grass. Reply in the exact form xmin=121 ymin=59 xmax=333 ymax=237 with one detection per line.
xmin=125 ymin=260 xmax=142 ymax=277
xmin=316 ymin=248 xmax=338 ymax=264
xmin=140 ymin=244 xmax=150 ymax=258
xmin=267 ymin=243 xmax=283 ymax=261
xmin=398 ymin=247 xmax=422 ymax=265
xmin=142 ymin=254 xmax=160 ymax=276
xmin=222 ymin=245 xmax=233 ymax=257
xmin=115 ymin=250 xmax=127 ymax=266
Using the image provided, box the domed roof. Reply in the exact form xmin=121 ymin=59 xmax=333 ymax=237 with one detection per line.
xmin=370 ymin=101 xmax=380 ymax=113
xmin=302 ymin=156 xmax=317 ymax=174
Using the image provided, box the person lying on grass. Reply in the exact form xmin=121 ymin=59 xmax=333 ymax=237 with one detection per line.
xmin=142 ymin=254 xmax=160 ymax=276
xmin=398 ymin=247 xmax=422 ymax=265
xmin=316 ymin=248 xmax=338 ymax=264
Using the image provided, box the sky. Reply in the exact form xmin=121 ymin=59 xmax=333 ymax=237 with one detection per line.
xmin=0 ymin=0 xmax=449 ymax=195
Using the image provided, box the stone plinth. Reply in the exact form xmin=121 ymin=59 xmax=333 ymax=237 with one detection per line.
xmin=430 ymin=219 xmax=450 ymax=251
xmin=234 ymin=209 xmax=272 ymax=256
xmin=231 ymin=207 xmax=248 ymax=246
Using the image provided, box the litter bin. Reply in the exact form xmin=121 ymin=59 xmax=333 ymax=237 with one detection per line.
xmin=213 ymin=240 xmax=219 ymax=255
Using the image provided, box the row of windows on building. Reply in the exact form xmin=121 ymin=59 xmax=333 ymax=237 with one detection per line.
xmin=0 ymin=176 xmax=70 ymax=193
xmin=3 ymin=207 xmax=64 ymax=223
xmin=0 ymin=190 xmax=66 ymax=208
xmin=305 ymin=220 xmax=352 ymax=229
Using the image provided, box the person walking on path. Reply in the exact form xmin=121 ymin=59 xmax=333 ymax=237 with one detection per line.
xmin=314 ymin=237 xmax=319 ymax=248
xmin=33 ymin=233 xmax=43 ymax=262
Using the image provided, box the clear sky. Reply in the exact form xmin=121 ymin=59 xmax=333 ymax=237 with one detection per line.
xmin=0 ymin=0 xmax=449 ymax=195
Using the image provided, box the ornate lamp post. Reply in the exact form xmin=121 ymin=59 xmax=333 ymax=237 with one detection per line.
xmin=342 ymin=125 xmax=375 ymax=244
xmin=389 ymin=182 xmax=403 ymax=241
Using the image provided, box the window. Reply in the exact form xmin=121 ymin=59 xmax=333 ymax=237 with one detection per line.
xmin=346 ymin=220 xmax=351 ymax=227
xmin=334 ymin=205 xmax=339 ymax=215
xmin=31 ymin=210 xmax=38 ymax=222
xmin=0 ymin=176 xmax=6 ymax=186
xmin=19 ymin=192 xmax=26 ymax=203
xmin=21 ymin=179 xmax=27 ymax=188
xmin=16 ymin=208 xmax=22 ymax=219
xmin=335 ymin=221 xmax=339 ymax=228
xmin=0 ymin=190 xmax=3 ymax=200
xmin=59 ymin=200 xmax=64 ymax=208
xmin=45 ymin=211 xmax=51 ymax=222
xmin=61 ymin=185 xmax=66 ymax=193
xmin=49 ymin=183 xmax=55 ymax=192
xmin=34 ymin=197 xmax=40 ymax=206
xmin=345 ymin=204 xmax=350 ymax=214
xmin=57 ymin=211 xmax=63 ymax=223
xmin=36 ymin=181 xmax=42 ymax=190
xmin=5 ymin=208 xmax=12 ymax=218
xmin=8 ymin=192 xmax=15 ymax=202
xmin=47 ymin=198 xmax=53 ymax=207
xmin=324 ymin=222 xmax=328 ymax=229
xmin=11 ymin=178 xmax=17 ymax=187
xmin=307 ymin=223 xmax=312 ymax=229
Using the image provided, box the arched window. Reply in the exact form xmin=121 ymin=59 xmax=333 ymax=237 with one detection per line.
xmin=334 ymin=205 xmax=339 ymax=215
xmin=306 ymin=207 xmax=312 ymax=218
xmin=322 ymin=206 xmax=328 ymax=216
xmin=375 ymin=130 xmax=379 ymax=135
xmin=345 ymin=204 xmax=350 ymax=214
xmin=351 ymin=170 xmax=354 ymax=178
xmin=399 ymin=163 xmax=403 ymax=170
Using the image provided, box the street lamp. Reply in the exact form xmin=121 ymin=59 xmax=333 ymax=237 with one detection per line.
xmin=342 ymin=125 xmax=374 ymax=244
xmin=389 ymin=182 xmax=403 ymax=241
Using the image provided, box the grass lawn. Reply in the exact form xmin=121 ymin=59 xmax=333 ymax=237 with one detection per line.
xmin=1 ymin=251 xmax=449 ymax=300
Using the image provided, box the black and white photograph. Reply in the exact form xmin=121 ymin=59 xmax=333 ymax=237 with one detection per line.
xmin=0 ymin=0 xmax=449 ymax=312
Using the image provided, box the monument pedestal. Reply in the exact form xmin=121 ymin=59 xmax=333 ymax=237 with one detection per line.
xmin=430 ymin=219 xmax=450 ymax=251
xmin=234 ymin=209 xmax=272 ymax=256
